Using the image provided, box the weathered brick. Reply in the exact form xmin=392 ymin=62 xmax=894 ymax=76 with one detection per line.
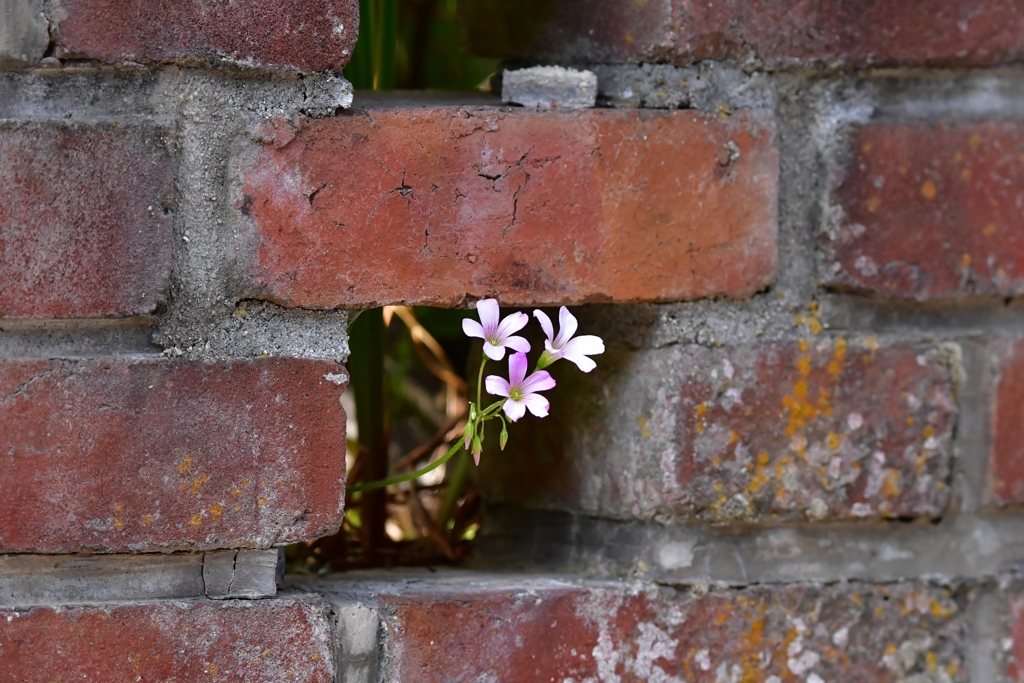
xmin=0 ymin=599 xmax=333 ymax=682
xmin=0 ymin=357 xmax=346 ymax=553
xmin=51 ymin=0 xmax=358 ymax=72
xmin=235 ymin=106 xmax=778 ymax=308
xmin=992 ymin=338 xmax=1024 ymax=505
xmin=479 ymin=338 xmax=955 ymax=522
xmin=459 ymin=0 xmax=1024 ymax=68
xmin=0 ymin=122 xmax=173 ymax=318
xmin=823 ymin=122 xmax=1024 ymax=300
xmin=1010 ymin=588 xmax=1024 ymax=682
xmin=328 ymin=575 xmax=967 ymax=683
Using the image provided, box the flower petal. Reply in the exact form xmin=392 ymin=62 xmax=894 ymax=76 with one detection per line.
xmin=508 ymin=351 xmax=528 ymax=387
xmin=476 ymin=298 xmax=500 ymax=335
xmin=533 ymin=310 xmax=554 ymax=342
xmin=562 ymin=335 xmax=605 ymax=358
xmin=565 ymin=354 xmax=597 ymax=372
xmin=483 ymin=342 xmax=506 ymax=361
xmin=521 ymin=370 xmax=556 ymax=394
xmin=504 ymin=335 xmax=531 ymax=354
xmin=521 ymin=393 xmax=550 ymax=418
xmin=562 ymin=335 xmax=603 ymax=372
xmin=495 ymin=311 xmax=529 ymax=341
xmin=543 ymin=340 xmax=565 ymax=359
xmin=502 ymin=398 xmax=527 ymax=422
xmin=462 ymin=318 xmax=485 ymax=340
xmin=484 ymin=375 xmax=510 ymax=398
xmin=553 ymin=306 xmax=578 ymax=348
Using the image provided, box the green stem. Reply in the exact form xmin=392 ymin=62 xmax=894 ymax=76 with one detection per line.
xmin=434 ymin=449 xmax=470 ymax=531
xmin=349 ymin=307 xmax=388 ymax=559
xmin=479 ymin=400 xmax=505 ymax=417
xmin=476 ymin=356 xmax=487 ymax=411
xmin=349 ymin=439 xmax=462 ymax=493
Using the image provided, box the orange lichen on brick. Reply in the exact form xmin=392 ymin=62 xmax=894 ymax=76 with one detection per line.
xmin=637 ymin=414 xmax=651 ymax=440
xmin=191 ymin=474 xmax=210 ymax=494
xmin=883 ymin=469 xmax=901 ymax=497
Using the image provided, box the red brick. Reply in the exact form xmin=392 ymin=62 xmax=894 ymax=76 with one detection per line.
xmin=235 ymin=106 xmax=778 ymax=308
xmin=0 ymin=123 xmax=172 ymax=318
xmin=480 ymin=339 xmax=955 ymax=521
xmin=349 ymin=577 xmax=966 ymax=683
xmin=1010 ymin=590 xmax=1024 ymax=682
xmin=52 ymin=0 xmax=358 ymax=71
xmin=0 ymin=357 xmax=346 ymax=553
xmin=459 ymin=0 xmax=1024 ymax=68
xmin=0 ymin=599 xmax=333 ymax=682
xmin=992 ymin=338 xmax=1024 ymax=505
xmin=823 ymin=122 xmax=1024 ymax=300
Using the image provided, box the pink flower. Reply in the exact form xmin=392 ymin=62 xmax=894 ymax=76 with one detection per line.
xmin=485 ymin=352 xmax=556 ymax=423
xmin=462 ymin=298 xmax=531 ymax=361
xmin=533 ymin=307 xmax=605 ymax=372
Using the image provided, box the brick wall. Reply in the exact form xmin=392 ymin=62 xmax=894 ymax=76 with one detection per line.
xmin=2 ymin=1 xmax=1023 ymax=681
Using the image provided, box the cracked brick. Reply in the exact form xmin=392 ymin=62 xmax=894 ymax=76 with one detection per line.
xmin=233 ymin=104 xmax=778 ymax=308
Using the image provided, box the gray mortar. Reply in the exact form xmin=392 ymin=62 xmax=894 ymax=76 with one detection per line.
xmin=870 ymin=67 xmax=1024 ymax=122
xmin=0 ymin=550 xmax=279 ymax=607
xmin=0 ymin=67 xmax=174 ymax=121
xmin=476 ymin=504 xmax=1024 ymax=587
xmin=159 ymin=300 xmax=349 ymax=363
xmin=822 ymin=295 xmax=1024 ymax=335
xmin=593 ymin=61 xmax=774 ymax=117
xmin=954 ymin=338 xmax=997 ymax=515
xmin=332 ymin=601 xmax=381 ymax=683
xmin=0 ymin=318 xmax=161 ymax=358
xmin=140 ymin=67 xmax=352 ymax=361
xmin=967 ymin=585 xmax=1001 ymax=683
xmin=501 ymin=65 xmax=597 ymax=108
xmin=0 ymin=0 xmax=49 ymax=68
xmin=0 ymin=553 xmax=204 ymax=608
xmin=203 ymin=548 xmax=280 ymax=599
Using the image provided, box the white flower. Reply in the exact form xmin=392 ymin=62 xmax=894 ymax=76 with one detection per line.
xmin=533 ymin=307 xmax=605 ymax=372
xmin=462 ymin=298 xmax=531 ymax=361
xmin=485 ymin=352 xmax=556 ymax=423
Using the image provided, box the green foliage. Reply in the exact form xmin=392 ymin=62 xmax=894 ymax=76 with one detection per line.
xmin=346 ymin=0 xmax=497 ymax=91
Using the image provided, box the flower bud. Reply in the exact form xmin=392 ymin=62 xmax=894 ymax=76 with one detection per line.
xmin=499 ymin=423 xmax=508 ymax=450
xmin=463 ymin=420 xmax=474 ymax=450
xmin=471 ymin=435 xmax=483 ymax=466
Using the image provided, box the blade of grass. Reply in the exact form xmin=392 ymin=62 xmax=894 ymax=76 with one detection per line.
xmin=348 ymin=307 xmax=388 ymax=561
xmin=346 ymin=0 xmax=397 ymax=90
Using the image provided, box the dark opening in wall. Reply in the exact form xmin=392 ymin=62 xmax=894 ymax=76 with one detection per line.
xmin=286 ymin=305 xmax=480 ymax=573
xmin=344 ymin=0 xmax=497 ymax=92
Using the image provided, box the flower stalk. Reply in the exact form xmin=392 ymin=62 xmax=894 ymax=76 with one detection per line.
xmin=351 ymin=299 xmax=603 ymax=494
